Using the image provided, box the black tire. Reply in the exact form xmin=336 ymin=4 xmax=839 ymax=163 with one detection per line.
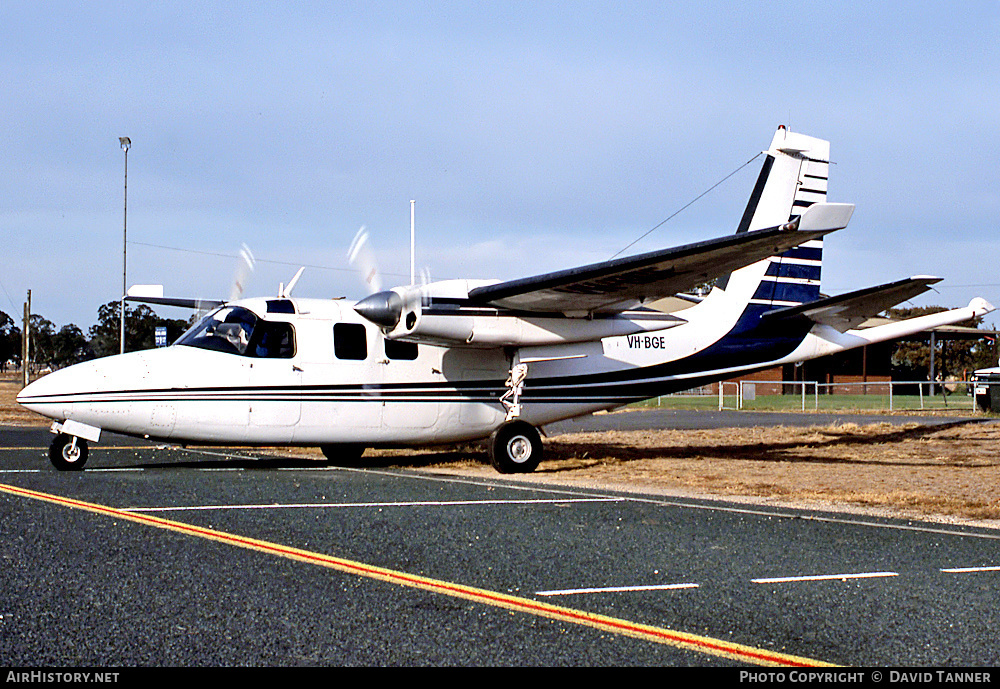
xmin=320 ymin=443 xmax=366 ymax=466
xmin=50 ymin=434 xmax=88 ymax=471
xmin=488 ymin=421 xmax=543 ymax=474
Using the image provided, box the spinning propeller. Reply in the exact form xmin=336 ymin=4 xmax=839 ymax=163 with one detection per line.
xmin=229 ymin=244 xmax=256 ymax=302
xmin=348 ymin=226 xmax=427 ymax=333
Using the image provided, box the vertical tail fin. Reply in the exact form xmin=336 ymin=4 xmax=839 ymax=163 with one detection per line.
xmin=718 ymin=126 xmax=830 ymax=306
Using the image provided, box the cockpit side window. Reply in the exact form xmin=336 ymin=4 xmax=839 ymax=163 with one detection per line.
xmin=333 ymin=323 xmax=368 ymax=360
xmin=176 ymin=306 xmax=257 ymax=355
xmin=248 ymin=321 xmax=296 ymax=358
xmin=176 ymin=306 xmax=296 ymax=358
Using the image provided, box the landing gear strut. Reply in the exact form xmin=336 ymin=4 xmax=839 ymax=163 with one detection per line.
xmin=499 ymin=363 xmax=528 ymax=421
xmin=49 ymin=433 xmax=89 ymax=471
xmin=488 ymin=421 xmax=543 ymax=474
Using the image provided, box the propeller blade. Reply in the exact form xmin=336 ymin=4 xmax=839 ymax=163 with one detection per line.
xmin=229 ymin=244 xmax=255 ymax=302
xmin=348 ymin=226 xmax=382 ymax=294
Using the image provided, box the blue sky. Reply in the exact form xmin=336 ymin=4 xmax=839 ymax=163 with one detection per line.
xmin=3 ymin=2 xmax=999 ymax=330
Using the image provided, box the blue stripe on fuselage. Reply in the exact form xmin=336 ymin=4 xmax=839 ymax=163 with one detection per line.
xmin=523 ymin=301 xmax=812 ymax=397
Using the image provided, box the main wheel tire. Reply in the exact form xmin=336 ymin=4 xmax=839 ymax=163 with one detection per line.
xmin=488 ymin=421 xmax=543 ymax=474
xmin=50 ymin=434 xmax=89 ymax=471
xmin=320 ymin=443 xmax=366 ymax=466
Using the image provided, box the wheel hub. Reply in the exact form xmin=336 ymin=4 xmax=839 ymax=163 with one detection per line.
xmin=507 ymin=436 xmax=532 ymax=463
xmin=62 ymin=443 xmax=81 ymax=462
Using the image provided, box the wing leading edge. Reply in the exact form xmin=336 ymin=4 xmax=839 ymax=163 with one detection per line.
xmin=468 ymin=202 xmax=854 ymax=315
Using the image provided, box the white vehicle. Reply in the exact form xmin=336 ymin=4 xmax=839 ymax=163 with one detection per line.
xmin=18 ymin=126 xmax=994 ymax=472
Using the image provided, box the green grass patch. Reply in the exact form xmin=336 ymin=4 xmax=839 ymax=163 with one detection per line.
xmin=633 ymin=392 xmax=979 ymax=413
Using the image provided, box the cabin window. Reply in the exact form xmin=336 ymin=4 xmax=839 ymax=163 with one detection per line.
xmin=266 ymin=299 xmax=296 ymax=314
xmin=385 ymin=338 xmax=418 ymax=361
xmin=334 ymin=323 xmax=368 ymax=360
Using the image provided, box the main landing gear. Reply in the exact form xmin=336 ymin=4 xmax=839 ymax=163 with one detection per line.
xmin=488 ymin=420 xmax=543 ymax=474
xmin=491 ymin=360 xmax=543 ymax=473
xmin=49 ymin=433 xmax=89 ymax=471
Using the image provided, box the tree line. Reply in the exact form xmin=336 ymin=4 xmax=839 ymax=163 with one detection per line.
xmin=886 ymin=305 xmax=997 ymax=380
xmin=0 ymin=302 xmax=190 ymax=373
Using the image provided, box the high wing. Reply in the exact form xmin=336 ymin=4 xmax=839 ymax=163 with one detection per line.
xmin=125 ymin=295 xmax=226 ymax=310
xmin=124 ymin=286 xmax=225 ymax=310
xmin=760 ymin=276 xmax=943 ymax=332
xmin=466 ymin=202 xmax=854 ymax=315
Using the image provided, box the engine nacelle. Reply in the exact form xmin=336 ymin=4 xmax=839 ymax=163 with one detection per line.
xmin=354 ymin=279 xmax=686 ymax=347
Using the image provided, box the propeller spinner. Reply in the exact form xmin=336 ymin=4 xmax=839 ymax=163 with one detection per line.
xmin=353 ymin=290 xmax=404 ymax=328
xmin=348 ymin=226 xmax=424 ymax=332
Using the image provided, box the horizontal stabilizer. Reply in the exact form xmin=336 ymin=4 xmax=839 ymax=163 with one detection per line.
xmin=761 ymin=276 xmax=943 ymax=332
xmin=469 ymin=203 xmax=854 ymax=315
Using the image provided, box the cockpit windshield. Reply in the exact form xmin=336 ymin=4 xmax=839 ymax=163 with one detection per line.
xmin=175 ymin=306 xmax=295 ymax=358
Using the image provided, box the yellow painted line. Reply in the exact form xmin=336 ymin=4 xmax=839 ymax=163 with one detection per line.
xmin=0 ymin=482 xmax=834 ymax=667
xmin=0 ymin=446 xmax=146 ymax=451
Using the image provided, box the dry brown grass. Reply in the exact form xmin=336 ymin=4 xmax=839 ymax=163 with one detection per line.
xmin=6 ymin=371 xmax=999 ymax=524
xmin=528 ymin=422 xmax=1000 ymax=523
xmin=0 ymin=373 xmax=47 ymax=427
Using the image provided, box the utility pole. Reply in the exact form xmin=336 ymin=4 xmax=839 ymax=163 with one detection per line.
xmin=119 ymin=136 xmax=131 ymax=355
xmin=22 ymin=290 xmax=30 ymax=388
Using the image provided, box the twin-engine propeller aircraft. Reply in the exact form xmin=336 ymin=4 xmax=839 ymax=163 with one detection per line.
xmin=18 ymin=126 xmax=994 ymax=473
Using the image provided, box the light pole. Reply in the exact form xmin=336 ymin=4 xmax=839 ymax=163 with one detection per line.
xmin=119 ymin=136 xmax=130 ymax=354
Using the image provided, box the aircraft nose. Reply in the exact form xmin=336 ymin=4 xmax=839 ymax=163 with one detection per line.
xmin=16 ymin=371 xmax=59 ymax=419
xmin=15 ymin=361 xmax=100 ymax=418
xmin=17 ymin=371 xmax=58 ymax=405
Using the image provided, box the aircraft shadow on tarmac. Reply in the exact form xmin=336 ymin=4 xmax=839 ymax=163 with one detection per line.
xmin=128 ymin=445 xmax=491 ymax=472
xmin=128 ymin=418 xmax=995 ymax=473
xmin=534 ymin=418 xmax=998 ymax=473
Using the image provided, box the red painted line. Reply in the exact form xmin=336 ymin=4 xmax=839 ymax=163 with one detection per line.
xmin=0 ymin=482 xmax=834 ymax=667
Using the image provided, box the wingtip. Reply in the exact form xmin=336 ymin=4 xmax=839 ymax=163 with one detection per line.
xmin=970 ymin=297 xmax=995 ymax=316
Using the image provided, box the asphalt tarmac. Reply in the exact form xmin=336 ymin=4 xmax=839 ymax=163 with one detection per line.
xmin=1 ymin=419 xmax=998 ymax=668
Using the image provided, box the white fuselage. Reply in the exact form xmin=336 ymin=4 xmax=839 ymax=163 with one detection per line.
xmin=17 ymin=297 xmax=629 ymax=446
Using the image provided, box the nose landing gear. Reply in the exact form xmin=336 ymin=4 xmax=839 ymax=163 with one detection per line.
xmin=49 ymin=433 xmax=89 ymax=471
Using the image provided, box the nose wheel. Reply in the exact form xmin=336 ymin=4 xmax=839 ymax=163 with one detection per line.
xmin=49 ymin=433 xmax=89 ymax=471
